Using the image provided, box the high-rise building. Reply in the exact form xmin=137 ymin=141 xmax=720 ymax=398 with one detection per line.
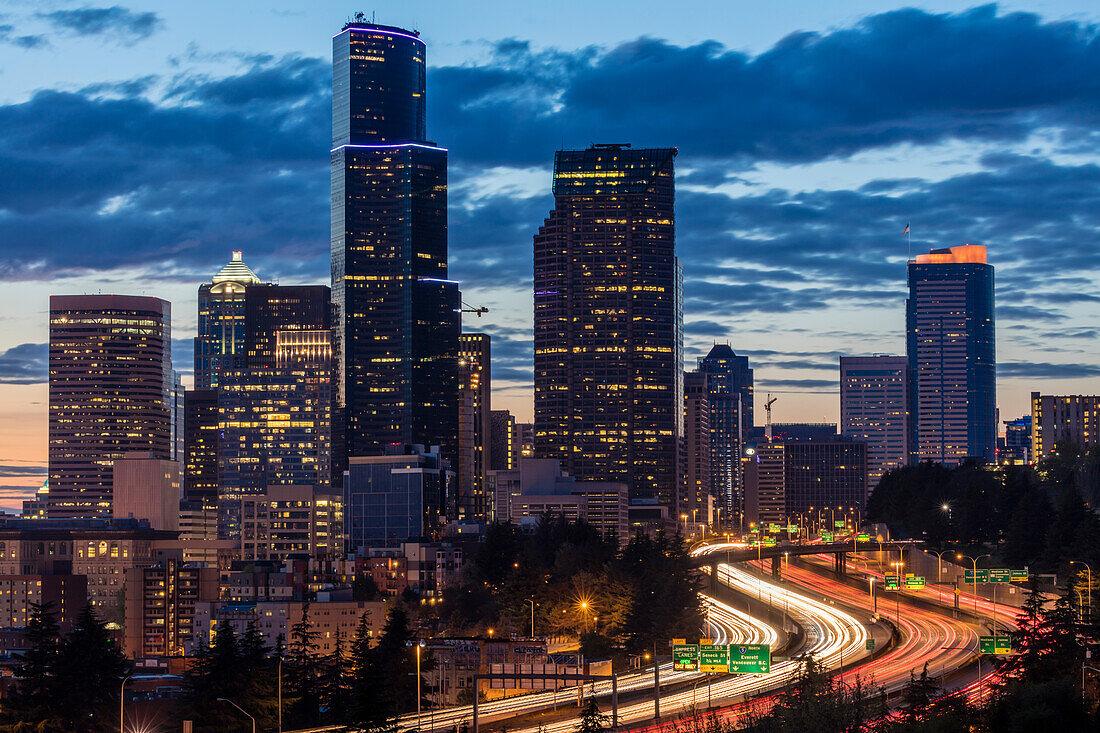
xmin=1031 ymin=393 xmax=1100 ymax=461
xmin=906 ymin=245 xmax=996 ymax=465
xmin=331 ymin=21 xmax=460 ymax=472
xmin=489 ymin=410 xmax=517 ymax=472
xmin=745 ymin=436 xmax=867 ymax=524
xmin=183 ymin=389 xmax=219 ymax=503
xmin=686 ymin=344 xmax=754 ymax=518
xmin=840 ymin=355 xmax=910 ymax=488
xmin=533 ymin=144 xmax=683 ymax=506
xmin=194 ymin=251 xmax=265 ymax=390
xmin=243 ymin=285 xmax=332 ymax=367
xmin=48 ymin=295 xmax=172 ymax=519
xmin=457 ymin=333 xmax=491 ymax=521
xmin=1001 ymin=415 xmax=1032 ymax=465
xmin=682 ymin=387 xmax=711 ymax=519
xmin=112 ymin=452 xmax=181 ymax=531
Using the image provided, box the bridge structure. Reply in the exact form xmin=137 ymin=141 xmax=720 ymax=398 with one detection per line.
xmin=690 ymin=540 xmax=923 ymax=582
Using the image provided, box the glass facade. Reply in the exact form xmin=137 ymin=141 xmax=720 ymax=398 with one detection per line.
xmin=840 ymin=355 xmax=910 ymax=488
xmin=457 ymin=333 xmax=491 ymax=521
xmin=48 ymin=295 xmax=172 ymax=518
xmin=343 ymin=449 xmax=448 ymax=550
xmin=331 ymin=22 xmax=459 ymax=473
xmin=194 ymin=252 xmax=264 ymax=390
xmin=906 ymin=245 xmax=996 ymax=465
xmin=533 ymin=145 xmax=683 ymax=506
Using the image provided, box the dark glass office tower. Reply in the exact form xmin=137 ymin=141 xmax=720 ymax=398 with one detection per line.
xmin=906 ymin=245 xmax=996 ymax=465
xmin=534 ymin=144 xmax=683 ymax=506
xmin=687 ymin=344 xmax=754 ymax=518
xmin=331 ymin=22 xmax=460 ymax=469
xmin=194 ymin=252 xmax=265 ymax=390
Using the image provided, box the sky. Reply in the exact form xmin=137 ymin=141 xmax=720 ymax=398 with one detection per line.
xmin=1 ymin=1 xmax=1099 ymax=511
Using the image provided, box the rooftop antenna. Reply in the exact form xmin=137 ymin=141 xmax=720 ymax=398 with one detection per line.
xmin=764 ymin=393 xmax=777 ymax=441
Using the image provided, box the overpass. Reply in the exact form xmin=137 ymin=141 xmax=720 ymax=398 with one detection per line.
xmin=690 ymin=540 xmax=922 ymax=581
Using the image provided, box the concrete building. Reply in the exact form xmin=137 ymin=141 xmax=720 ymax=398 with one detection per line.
xmin=1031 ymin=393 xmax=1100 ymax=461
xmin=489 ymin=410 xmax=517 ymax=473
xmin=48 ymin=295 xmax=172 ymax=519
xmin=238 ymin=485 xmax=342 ymax=562
xmin=193 ymin=599 xmax=389 ymax=655
xmin=682 ymin=382 xmax=711 ymax=520
xmin=112 ymin=453 xmax=181 ymax=531
xmin=840 ymin=355 xmax=910 ymax=488
xmin=745 ymin=437 xmax=867 ymax=525
xmin=457 ymin=334 xmax=492 ymax=522
xmin=0 ymin=574 xmax=86 ymax=631
xmin=124 ymin=558 xmax=218 ymax=658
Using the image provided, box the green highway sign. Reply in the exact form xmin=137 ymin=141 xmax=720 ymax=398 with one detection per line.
xmin=964 ymin=569 xmax=990 ymax=583
xmin=866 ymin=639 xmax=875 ymax=651
xmin=988 ymin=569 xmax=1011 ymax=583
xmin=700 ymin=644 xmax=729 ymax=673
xmin=904 ymin=576 xmax=926 ymax=590
xmin=763 ymin=536 xmax=777 ymax=547
xmin=673 ymin=643 xmax=699 ymax=671
xmin=1011 ymin=569 xmax=1029 ymax=582
xmin=728 ymin=644 xmax=771 ymax=674
xmin=884 ymin=574 xmax=900 ymax=590
xmin=768 ymin=523 xmax=781 ymax=533
xmin=834 ymin=520 xmax=845 ymax=528
xmin=979 ymin=636 xmax=1012 ymax=654
xmin=820 ymin=531 xmax=834 ymax=542
xmin=857 ymin=533 xmax=870 ymax=542
xmin=787 ymin=525 xmax=799 ymax=533
xmin=967 ymin=568 xmax=1020 ymax=584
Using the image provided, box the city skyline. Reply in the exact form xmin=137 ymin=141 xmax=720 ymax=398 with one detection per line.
xmin=2 ymin=2 xmax=1100 ymax=510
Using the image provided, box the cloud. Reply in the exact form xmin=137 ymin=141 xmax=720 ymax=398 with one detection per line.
xmin=998 ymin=362 xmax=1100 ymax=379
xmin=755 ymin=378 xmax=838 ymax=391
xmin=0 ymin=343 xmax=47 ymax=384
xmin=0 ymin=24 xmax=47 ymax=48
xmin=0 ymin=465 xmax=46 ymax=477
xmin=37 ymin=6 xmax=161 ymax=42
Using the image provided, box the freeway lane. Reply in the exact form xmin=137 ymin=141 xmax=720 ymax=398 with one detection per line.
xmin=397 ymin=591 xmax=778 ymax=733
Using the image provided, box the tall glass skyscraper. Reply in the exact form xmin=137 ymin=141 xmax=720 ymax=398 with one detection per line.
xmin=194 ymin=251 xmax=264 ymax=390
xmin=533 ymin=144 xmax=683 ymax=506
xmin=906 ymin=245 xmax=996 ymax=465
xmin=331 ymin=21 xmax=460 ymax=470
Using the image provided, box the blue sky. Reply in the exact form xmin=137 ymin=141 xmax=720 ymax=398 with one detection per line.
xmin=1 ymin=1 xmax=1099 ymax=510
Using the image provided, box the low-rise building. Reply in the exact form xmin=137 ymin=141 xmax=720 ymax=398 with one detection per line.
xmin=124 ymin=558 xmax=219 ymax=658
xmin=0 ymin=574 xmax=87 ymax=631
xmin=192 ymin=599 xmax=388 ymax=655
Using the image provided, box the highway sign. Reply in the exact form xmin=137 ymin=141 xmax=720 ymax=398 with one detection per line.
xmin=1011 ymin=569 xmax=1029 ymax=582
xmin=857 ymin=533 xmax=870 ymax=542
xmin=728 ymin=644 xmax=771 ymax=674
xmin=988 ymin=569 xmax=1012 ymax=583
xmin=979 ymin=636 xmax=1012 ymax=654
xmin=904 ymin=576 xmax=926 ymax=590
xmin=673 ymin=643 xmax=699 ymax=671
xmin=700 ymin=644 xmax=729 ymax=673
xmin=964 ymin=569 xmax=990 ymax=583
xmin=866 ymin=639 xmax=875 ymax=651
xmin=834 ymin=520 xmax=845 ymax=528
xmin=820 ymin=531 xmax=834 ymax=542
xmin=787 ymin=524 xmax=799 ymax=533
xmin=763 ymin=536 xmax=777 ymax=547
xmin=768 ymin=523 xmax=781 ymax=533
xmin=884 ymin=574 xmax=900 ymax=590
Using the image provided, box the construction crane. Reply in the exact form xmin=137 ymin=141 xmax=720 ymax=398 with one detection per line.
xmin=459 ymin=301 xmax=489 ymax=317
xmin=764 ymin=393 xmax=777 ymax=441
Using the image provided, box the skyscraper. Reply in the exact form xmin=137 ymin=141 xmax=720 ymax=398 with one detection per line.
xmin=906 ymin=245 xmax=996 ymax=465
xmin=686 ymin=344 xmax=754 ymax=518
xmin=48 ymin=295 xmax=172 ymax=518
xmin=194 ymin=251 xmax=264 ymax=390
xmin=457 ymin=333 xmax=491 ymax=521
xmin=331 ymin=21 xmax=460 ymax=470
xmin=840 ymin=355 xmax=910 ymax=487
xmin=533 ymin=144 xmax=683 ymax=506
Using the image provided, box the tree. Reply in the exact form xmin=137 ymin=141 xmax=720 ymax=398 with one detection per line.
xmin=286 ymin=603 xmax=323 ymax=727
xmin=348 ymin=611 xmax=388 ymax=730
xmin=320 ymin=630 xmax=350 ymax=724
xmin=0 ymin=602 xmax=65 ymax=730
xmin=901 ymin=663 xmax=939 ymax=720
xmin=576 ymin=698 xmax=609 ymax=733
xmin=52 ymin=605 xmax=130 ymax=732
xmin=373 ymin=605 xmax=418 ymax=718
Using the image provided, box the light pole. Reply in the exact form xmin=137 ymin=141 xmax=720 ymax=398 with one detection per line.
xmin=525 ymin=599 xmax=536 ymax=637
xmin=930 ymin=549 xmax=953 ymax=584
xmin=217 ymin=698 xmax=256 ymax=733
xmin=120 ymin=675 xmax=131 ymax=733
xmin=957 ymin=553 xmax=991 ymax=614
xmin=1072 ymin=561 xmax=1093 ymax=619
xmin=415 ymin=640 xmax=425 ymax=730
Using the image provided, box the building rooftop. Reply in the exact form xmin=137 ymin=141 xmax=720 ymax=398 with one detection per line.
xmin=211 ymin=251 xmax=262 ymax=285
xmin=911 ymin=244 xmax=987 ymax=265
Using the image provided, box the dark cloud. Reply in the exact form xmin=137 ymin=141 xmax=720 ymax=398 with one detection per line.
xmin=998 ymin=362 xmax=1100 ymax=379
xmin=0 ymin=343 xmax=47 ymax=384
xmin=0 ymin=24 xmax=47 ymax=48
xmin=37 ymin=6 xmax=161 ymax=42
xmin=755 ymin=378 xmax=838 ymax=391
xmin=684 ymin=320 xmax=729 ymax=336
xmin=0 ymin=465 xmax=46 ymax=477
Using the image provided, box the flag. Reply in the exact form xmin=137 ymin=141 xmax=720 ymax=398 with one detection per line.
xmin=902 ymin=222 xmax=910 ymax=236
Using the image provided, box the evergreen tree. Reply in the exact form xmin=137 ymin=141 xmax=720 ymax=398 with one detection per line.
xmin=1 ymin=602 xmax=64 ymax=730
xmin=901 ymin=663 xmax=939 ymax=720
xmin=52 ymin=605 xmax=130 ymax=732
xmin=348 ymin=611 xmax=387 ymax=730
xmin=373 ymin=605 xmax=418 ymax=718
xmin=286 ymin=603 xmax=323 ymax=726
xmin=575 ymin=698 xmax=609 ymax=733
xmin=320 ymin=630 xmax=350 ymax=724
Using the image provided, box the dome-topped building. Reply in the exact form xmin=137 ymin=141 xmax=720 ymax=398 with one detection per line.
xmin=194 ymin=251 xmax=269 ymax=390
xmin=211 ymin=251 xmax=262 ymax=286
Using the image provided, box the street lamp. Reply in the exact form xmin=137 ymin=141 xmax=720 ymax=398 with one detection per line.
xmin=217 ymin=698 xmax=256 ymax=733
xmin=579 ymin=600 xmax=590 ymax=634
xmin=120 ymin=675 xmax=131 ymax=733
xmin=957 ymin=553 xmax=991 ymax=614
xmin=1071 ymin=561 xmax=1093 ymax=619
xmin=930 ymin=549 xmax=953 ymax=584
xmin=415 ymin=640 xmax=426 ymax=730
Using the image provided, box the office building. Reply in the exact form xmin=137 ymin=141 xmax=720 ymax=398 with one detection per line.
xmin=906 ymin=245 xmax=996 ymax=465
xmin=331 ymin=21 xmax=460 ymax=472
xmin=1031 ymin=394 xmax=1100 ymax=460
xmin=343 ymin=445 xmax=452 ymax=551
xmin=112 ymin=453 xmax=181 ymax=531
xmin=533 ymin=144 xmax=683 ymax=506
xmin=457 ymin=333 xmax=491 ymax=521
xmin=840 ymin=355 xmax=910 ymax=488
xmin=0 ymin=574 xmax=86 ymax=632
xmin=489 ymin=410 xmax=516 ymax=472
xmin=48 ymin=295 xmax=172 ymax=519
xmin=489 ymin=459 xmax=629 ymax=542
xmin=682 ymin=387 xmax=711 ymax=520
xmin=194 ymin=251 xmax=265 ymax=390
xmin=123 ymin=558 xmax=218 ymax=658
xmin=243 ymin=285 xmax=332 ymax=367
xmin=1000 ymin=415 xmax=1032 ymax=465
xmin=238 ymin=485 xmax=342 ymax=561
xmin=183 ymin=389 xmax=219 ymax=503
xmin=745 ymin=437 xmax=867 ymax=524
